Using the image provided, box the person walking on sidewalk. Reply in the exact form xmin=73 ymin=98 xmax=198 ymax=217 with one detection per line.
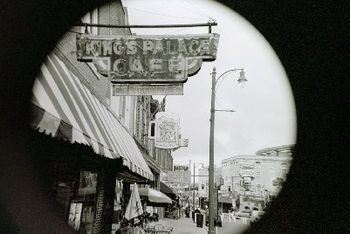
xmin=185 ymin=205 xmax=190 ymax=218
xmin=229 ymin=208 xmax=237 ymax=223
xmin=180 ymin=205 xmax=185 ymax=217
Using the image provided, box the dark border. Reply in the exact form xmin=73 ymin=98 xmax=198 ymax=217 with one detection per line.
xmin=0 ymin=0 xmax=348 ymax=233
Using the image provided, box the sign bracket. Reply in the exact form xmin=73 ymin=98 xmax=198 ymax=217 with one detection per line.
xmin=74 ymin=21 xmax=218 ymax=30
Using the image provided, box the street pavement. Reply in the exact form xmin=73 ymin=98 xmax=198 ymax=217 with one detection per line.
xmin=155 ymin=216 xmax=250 ymax=234
xmin=202 ymin=219 xmax=250 ymax=234
xmin=215 ymin=220 xmax=250 ymax=234
xmin=154 ymin=217 xmax=206 ymax=234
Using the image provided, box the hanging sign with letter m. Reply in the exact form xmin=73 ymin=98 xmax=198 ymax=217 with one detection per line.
xmin=76 ymin=33 xmax=219 ymax=84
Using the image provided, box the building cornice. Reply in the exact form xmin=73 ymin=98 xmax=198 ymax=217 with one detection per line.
xmin=255 ymin=144 xmax=295 ymax=155
xmin=222 ymin=155 xmax=292 ymax=164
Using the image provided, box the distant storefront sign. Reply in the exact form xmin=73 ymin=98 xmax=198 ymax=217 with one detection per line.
xmin=76 ymin=33 xmax=219 ymax=84
xmin=153 ymin=112 xmax=180 ymax=149
xmin=148 ymin=112 xmax=189 ymax=149
xmin=113 ymin=84 xmax=183 ymax=96
xmin=174 ymin=165 xmax=189 ymax=171
xmin=239 ymin=165 xmax=255 ymax=177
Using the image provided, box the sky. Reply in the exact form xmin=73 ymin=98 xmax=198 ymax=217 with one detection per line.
xmin=121 ymin=0 xmax=297 ymax=168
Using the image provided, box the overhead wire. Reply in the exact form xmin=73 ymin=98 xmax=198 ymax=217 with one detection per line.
xmin=161 ymin=0 xmax=215 ymax=35
xmin=162 ymin=0 xmax=211 ymax=21
xmin=166 ymin=27 xmax=194 ymax=35
xmin=126 ymin=6 xmax=206 ymax=21
xmin=183 ymin=0 xmax=216 ymax=21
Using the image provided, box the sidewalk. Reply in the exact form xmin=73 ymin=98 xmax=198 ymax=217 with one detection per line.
xmin=154 ymin=217 xmax=206 ymax=234
xmin=203 ymin=219 xmax=250 ymax=234
xmin=151 ymin=216 xmax=249 ymax=234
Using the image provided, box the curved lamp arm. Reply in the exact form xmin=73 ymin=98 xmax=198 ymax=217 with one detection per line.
xmin=214 ymin=68 xmax=244 ymax=86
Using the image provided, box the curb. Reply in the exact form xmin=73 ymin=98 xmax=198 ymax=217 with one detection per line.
xmin=203 ymin=225 xmax=208 ymax=233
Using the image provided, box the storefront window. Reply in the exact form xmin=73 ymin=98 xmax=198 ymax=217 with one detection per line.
xmin=68 ymin=202 xmax=83 ymax=231
xmin=78 ymin=171 xmax=98 ymax=195
xmin=111 ymin=179 xmax=124 ymax=233
xmin=69 ymin=171 xmax=98 ymax=234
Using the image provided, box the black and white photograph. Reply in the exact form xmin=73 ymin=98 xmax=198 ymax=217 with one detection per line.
xmin=0 ymin=0 xmax=347 ymax=234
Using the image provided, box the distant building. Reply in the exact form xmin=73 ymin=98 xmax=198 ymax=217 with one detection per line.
xmin=221 ymin=144 xmax=294 ymax=208
xmin=197 ymin=164 xmax=222 ymax=209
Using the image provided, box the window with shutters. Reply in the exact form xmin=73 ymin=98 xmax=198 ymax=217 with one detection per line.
xmin=143 ymin=105 xmax=147 ymax=145
xmin=119 ymin=96 xmax=126 ymax=121
xmin=135 ymin=100 xmax=140 ymax=139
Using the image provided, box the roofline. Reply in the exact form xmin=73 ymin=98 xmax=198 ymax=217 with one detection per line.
xmin=255 ymin=144 xmax=295 ymax=155
xmin=221 ymin=154 xmax=292 ymax=164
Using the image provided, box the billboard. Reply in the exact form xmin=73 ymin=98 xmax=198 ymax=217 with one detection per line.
xmin=76 ymin=33 xmax=219 ymax=84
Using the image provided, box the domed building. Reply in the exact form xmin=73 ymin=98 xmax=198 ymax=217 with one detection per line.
xmin=220 ymin=145 xmax=294 ymax=211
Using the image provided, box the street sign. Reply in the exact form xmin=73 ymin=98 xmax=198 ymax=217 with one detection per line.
xmin=113 ymin=84 xmax=183 ymax=96
xmin=76 ymin=33 xmax=220 ymax=84
xmin=239 ymin=165 xmax=255 ymax=177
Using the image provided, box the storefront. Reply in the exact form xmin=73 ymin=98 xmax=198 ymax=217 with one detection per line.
xmin=30 ymin=52 xmax=154 ymax=233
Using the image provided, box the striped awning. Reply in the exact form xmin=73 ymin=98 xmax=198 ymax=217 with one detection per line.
xmin=31 ymin=53 xmax=153 ymax=181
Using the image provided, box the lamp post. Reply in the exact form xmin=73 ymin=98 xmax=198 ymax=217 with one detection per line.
xmin=208 ymin=67 xmax=247 ymax=234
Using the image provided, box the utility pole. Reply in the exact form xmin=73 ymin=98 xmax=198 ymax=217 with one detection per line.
xmin=208 ymin=67 xmax=216 ymax=234
xmin=188 ymin=160 xmax=191 ymax=208
xmin=193 ymin=162 xmax=196 ymax=210
xmin=208 ymin=67 xmax=247 ymax=234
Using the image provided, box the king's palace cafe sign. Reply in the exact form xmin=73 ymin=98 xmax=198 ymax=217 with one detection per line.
xmin=76 ymin=33 xmax=219 ymax=86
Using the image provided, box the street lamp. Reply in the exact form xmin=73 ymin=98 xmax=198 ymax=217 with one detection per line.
xmin=208 ymin=67 xmax=247 ymax=234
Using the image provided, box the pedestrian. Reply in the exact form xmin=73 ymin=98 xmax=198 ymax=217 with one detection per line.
xmin=180 ymin=206 xmax=185 ymax=217
xmin=185 ymin=206 xmax=190 ymax=218
xmin=229 ymin=208 xmax=236 ymax=223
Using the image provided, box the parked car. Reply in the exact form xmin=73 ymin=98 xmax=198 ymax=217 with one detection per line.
xmin=236 ymin=206 xmax=252 ymax=218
